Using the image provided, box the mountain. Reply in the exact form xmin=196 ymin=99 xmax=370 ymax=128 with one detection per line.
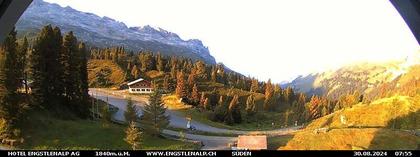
xmin=286 ymin=51 xmax=420 ymax=100
xmin=15 ymin=0 xmax=216 ymax=64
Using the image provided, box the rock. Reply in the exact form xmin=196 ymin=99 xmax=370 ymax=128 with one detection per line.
xmin=16 ymin=0 xmax=217 ymax=64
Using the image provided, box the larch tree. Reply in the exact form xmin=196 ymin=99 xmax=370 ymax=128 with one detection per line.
xmin=125 ymin=121 xmax=143 ymax=150
xmin=187 ymin=73 xmax=195 ymax=89
xmin=211 ymin=67 xmax=217 ymax=83
xmin=131 ymin=65 xmax=139 ymax=79
xmin=224 ymin=95 xmax=239 ymax=124
xmin=162 ymin=74 xmax=170 ymax=91
xmin=245 ymin=94 xmax=257 ymax=117
xmin=229 ymin=95 xmax=241 ymax=123
xmin=199 ymin=92 xmax=206 ymax=108
xmin=250 ymin=79 xmax=259 ymax=93
xmin=156 ymin=52 xmax=164 ymax=72
xmin=203 ymin=97 xmax=210 ymax=111
xmin=263 ymin=79 xmax=274 ymax=111
xmin=191 ymin=84 xmax=200 ymax=104
xmin=170 ymin=65 xmax=177 ymax=80
xmin=175 ymin=71 xmax=186 ymax=99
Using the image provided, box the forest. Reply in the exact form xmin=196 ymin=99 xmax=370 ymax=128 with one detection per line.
xmin=87 ymin=36 xmax=366 ymax=127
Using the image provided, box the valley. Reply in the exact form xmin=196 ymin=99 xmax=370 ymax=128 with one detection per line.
xmin=0 ymin=0 xmax=418 ymax=151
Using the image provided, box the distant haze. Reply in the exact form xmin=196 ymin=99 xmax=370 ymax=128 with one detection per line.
xmin=44 ymin=0 xmax=419 ymax=83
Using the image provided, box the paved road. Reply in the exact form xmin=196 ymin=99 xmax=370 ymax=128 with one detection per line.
xmin=90 ymin=89 xmax=231 ymax=133
xmin=90 ymin=88 xmax=301 ymax=134
xmin=89 ymin=88 xmax=300 ymax=149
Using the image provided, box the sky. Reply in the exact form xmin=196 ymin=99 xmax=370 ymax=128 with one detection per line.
xmin=45 ymin=0 xmax=419 ymax=83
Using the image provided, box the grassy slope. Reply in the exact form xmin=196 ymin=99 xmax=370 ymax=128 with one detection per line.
xmin=88 ymin=60 xmax=125 ymax=87
xmin=163 ymin=82 xmax=289 ymax=131
xmin=280 ymin=95 xmax=420 ymax=150
xmin=267 ymin=135 xmax=294 ymax=150
xmin=20 ymin=111 xmax=199 ymax=150
xmin=176 ymin=108 xmax=286 ymax=131
xmin=282 ymin=128 xmax=417 ymax=150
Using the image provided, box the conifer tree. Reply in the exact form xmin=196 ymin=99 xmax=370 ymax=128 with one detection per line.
xmin=139 ymin=53 xmax=154 ymax=72
xmin=213 ymin=96 xmax=226 ymax=121
xmin=321 ymin=105 xmax=328 ymax=116
xmin=0 ymin=29 xmax=21 ymax=133
xmin=131 ymin=65 xmax=139 ymax=79
xmin=227 ymin=95 xmax=241 ymax=123
xmin=31 ymin=25 xmax=64 ymax=111
xmin=125 ymin=122 xmax=143 ymax=150
xmin=16 ymin=37 xmax=27 ymax=86
xmin=51 ymin=26 xmax=65 ymax=108
xmin=194 ymin=61 xmax=206 ymax=78
xmin=245 ymin=94 xmax=257 ymax=116
xmin=199 ymin=92 xmax=206 ymax=108
xmin=62 ymin=31 xmax=81 ymax=114
xmin=77 ymin=42 xmax=90 ymax=118
xmin=191 ymin=84 xmax=200 ymax=104
xmin=333 ymin=103 xmax=341 ymax=112
xmin=101 ymin=104 xmax=112 ymax=127
xmin=283 ymin=87 xmax=295 ymax=104
xmin=33 ymin=26 xmax=61 ymax=114
xmin=297 ymin=93 xmax=306 ymax=106
xmin=124 ymin=98 xmax=138 ymax=123
xmin=170 ymin=65 xmax=177 ymax=80
xmin=163 ymin=75 xmax=170 ymax=91
xmin=156 ymin=52 xmax=164 ymax=72
xmin=211 ymin=67 xmax=217 ymax=83
xmin=263 ymin=79 xmax=274 ymax=111
xmin=250 ymin=79 xmax=259 ymax=93
xmin=224 ymin=95 xmax=238 ymax=124
xmin=187 ymin=73 xmax=195 ymax=89
xmin=175 ymin=71 xmax=186 ymax=98
xmin=203 ymin=97 xmax=210 ymax=110
xmin=18 ymin=37 xmax=29 ymax=94
xmin=139 ymin=89 xmax=169 ymax=136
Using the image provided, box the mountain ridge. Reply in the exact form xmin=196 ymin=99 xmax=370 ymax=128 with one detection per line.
xmin=15 ymin=0 xmax=216 ymax=64
xmin=286 ymin=51 xmax=420 ymax=99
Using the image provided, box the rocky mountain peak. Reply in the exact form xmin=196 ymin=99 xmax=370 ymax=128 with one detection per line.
xmin=16 ymin=0 xmax=216 ymax=64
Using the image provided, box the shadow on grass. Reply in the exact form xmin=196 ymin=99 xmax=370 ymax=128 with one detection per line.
xmin=267 ymin=134 xmax=294 ymax=150
xmin=368 ymin=110 xmax=419 ymax=150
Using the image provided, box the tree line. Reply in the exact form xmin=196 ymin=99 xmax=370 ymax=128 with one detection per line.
xmin=0 ymin=25 xmax=90 ymax=139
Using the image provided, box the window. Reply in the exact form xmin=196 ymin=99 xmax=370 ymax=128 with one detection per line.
xmin=141 ymin=89 xmax=145 ymax=91
xmin=146 ymin=89 xmax=150 ymax=92
xmin=131 ymin=89 xmax=135 ymax=92
xmin=136 ymin=89 xmax=140 ymax=91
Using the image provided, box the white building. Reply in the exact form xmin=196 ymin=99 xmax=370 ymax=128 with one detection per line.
xmin=127 ymin=78 xmax=153 ymax=94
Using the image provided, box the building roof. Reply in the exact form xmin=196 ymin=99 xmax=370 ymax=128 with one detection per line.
xmin=127 ymin=78 xmax=145 ymax=86
xmin=236 ymin=135 xmax=267 ymax=150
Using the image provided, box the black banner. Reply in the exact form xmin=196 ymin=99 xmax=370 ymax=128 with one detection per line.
xmin=1 ymin=150 xmax=418 ymax=157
